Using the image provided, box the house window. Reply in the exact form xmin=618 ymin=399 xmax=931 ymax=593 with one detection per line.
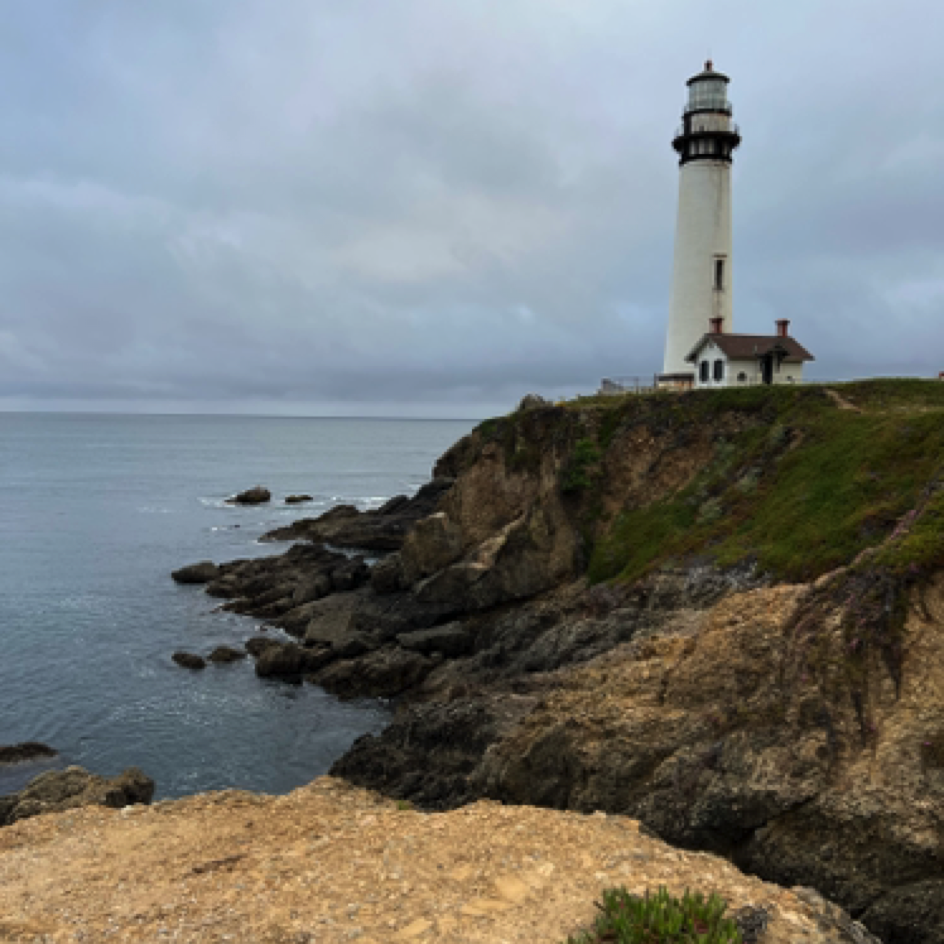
xmin=737 ymin=371 xmax=747 ymax=383
xmin=700 ymin=360 xmax=709 ymax=382
xmin=713 ymin=359 xmax=724 ymax=381
xmin=714 ymin=259 xmax=725 ymax=290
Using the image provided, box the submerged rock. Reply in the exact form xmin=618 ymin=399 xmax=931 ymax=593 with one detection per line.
xmin=207 ymin=646 xmax=246 ymax=664
xmin=284 ymin=494 xmax=313 ymax=504
xmin=172 ymin=652 xmax=206 ymax=670
xmin=0 ymin=765 xmax=154 ymax=827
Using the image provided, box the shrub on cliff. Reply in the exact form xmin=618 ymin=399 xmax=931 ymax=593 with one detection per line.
xmin=567 ymin=886 xmax=742 ymax=943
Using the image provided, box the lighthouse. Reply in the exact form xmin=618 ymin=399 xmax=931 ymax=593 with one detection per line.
xmin=661 ymin=62 xmax=741 ymax=385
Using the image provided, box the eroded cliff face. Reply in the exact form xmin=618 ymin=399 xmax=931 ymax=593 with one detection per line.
xmin=471 ymin=575 xmax=944 ymax=941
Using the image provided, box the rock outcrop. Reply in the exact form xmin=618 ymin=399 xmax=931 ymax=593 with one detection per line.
xmin=171 ymin=561 xmax=220 ymax=584
xmin=0 ymin=776 xmax=879 ymax=943
xmin=171 ymin=381 xmax=944 ymax=943
xmin=0 ymin=766 xmax=154 ymax=827
xmin=260 ymin=477 xmax=455 ymax=550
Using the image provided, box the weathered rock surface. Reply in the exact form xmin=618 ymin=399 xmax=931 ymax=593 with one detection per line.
xmin=0 ymin=776 xmax=875 ymax=943
xmin=253 ymin=641 xmax=332 ymax=680
xmin=171 ymin=652 xmax=206 ymax=670
xmin=0 ymin=743 xmax=57 ymax=766
xmin=170 ymin=561 xmax=219 ymax=584
xmin=207 ymin=646 xmax=246 ymax=664
xmin=260 ymin=477 xmax=455 ymax=550
xmin=226 ymin=485 xmax=271 ymax=505
xmin=0 ymin=766 xmax=154 ymax=827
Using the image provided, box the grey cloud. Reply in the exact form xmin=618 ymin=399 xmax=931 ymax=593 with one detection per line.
xmin=1 ymin=0 xmax=943 ymax=417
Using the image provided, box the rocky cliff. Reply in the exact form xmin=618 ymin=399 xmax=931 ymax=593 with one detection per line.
xmin=168 ymin=380 xmax=944 ymax=943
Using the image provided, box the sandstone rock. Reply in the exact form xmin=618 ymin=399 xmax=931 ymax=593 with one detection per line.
xmin=227 ymin=486 xmax=271 ymax=505
xmin=284 ymin=494 xmax=313 ymax=504
xmin=370 ymin=553 xmax=403 ymax=594
xmin=0 ymin=742 xmax=57 ymax=765
xmin=0 ymin=766 xmax=154 ymax=827
xmin=397 ymin=624 xmax=474 ymax=658
xmin=207 ymin=646 xmax=246 ymax=664
xmin=171 ymin=561 xmax=220 ymax=584
xmin=400 ymin=513 xmax=464 ymax=587
xmin=172 ymin=652 xmax=206 ymax=670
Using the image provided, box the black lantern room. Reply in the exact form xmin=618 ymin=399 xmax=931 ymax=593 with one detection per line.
xmin=672 ymin=61 xmax=741 ymax=166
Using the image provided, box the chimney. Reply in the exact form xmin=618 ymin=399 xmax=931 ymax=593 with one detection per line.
xmin=776 ymin=319 xmax=790 ymax=338
xmin=709 ymin=317 xmax=724 ymax=334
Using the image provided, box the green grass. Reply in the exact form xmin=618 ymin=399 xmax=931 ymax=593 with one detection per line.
xmin=585 ymin=381 xmax=944 ymax=585
xmin=566 ymin=886 xmax=742 ymax=944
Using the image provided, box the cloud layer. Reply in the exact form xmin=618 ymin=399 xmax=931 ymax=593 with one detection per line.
xmin=1 ymin=1 xmax=942 ymax=416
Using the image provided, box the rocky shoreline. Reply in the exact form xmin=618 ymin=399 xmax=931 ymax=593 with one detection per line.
xmin=160 ymin=388 xmax=944 ymax=944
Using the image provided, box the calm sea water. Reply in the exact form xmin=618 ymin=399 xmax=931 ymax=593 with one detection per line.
xmin=0 ymin=413 xmax=474 ymax=800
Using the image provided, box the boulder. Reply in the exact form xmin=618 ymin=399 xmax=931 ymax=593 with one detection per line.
xmin=330 ymin=559 xmax=369 ymax=593
xmin=370 ymin=554 xmax=403 ymax=594
xmin=311 ymin=647 xmax=433 ymax=699
xmin=172 ymin=652 xmax=206 ymax=670
xmin=397 ymin=624 xmax=474 ymax=658
xmin=0 ymin=766 xmax=154 ymax=827
xmin=171 ymin=561 xmax=220 ymax=584
xmin=253 ymin=642 xmax=332 ymax=679
xmin=244 ymin=636 xmax=280 ymax=659
xmin=284 ymin=494 xmax=313 ymax=504
xmin=207 ymin=646 xmax=246 ymax=664
xmin=291 ymin=575 xmax=331 ymax=610
xmin=228 ymin=486 xmax=271 ymax=505
xmin=399 ymin=513 xmax=463 ymax=587
xmin=0 ymin=742 xmax=57 ymax=765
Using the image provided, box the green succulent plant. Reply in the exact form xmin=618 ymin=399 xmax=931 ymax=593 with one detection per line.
xmin=566 ymin=886 xmax=743 ymax=944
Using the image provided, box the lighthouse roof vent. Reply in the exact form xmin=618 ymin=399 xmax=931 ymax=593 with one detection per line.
xmin=687 ymin=63 xmax=731 ymax=86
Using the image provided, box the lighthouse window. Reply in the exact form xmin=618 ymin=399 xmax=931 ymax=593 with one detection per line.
xmin=714 ymin=259 xmax=725 ymax=289
xmin=713 ymin=359 xmax=724 ymax=381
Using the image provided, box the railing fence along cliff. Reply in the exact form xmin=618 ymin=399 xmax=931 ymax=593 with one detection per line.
xmin=596 ymin=376 xmax=866 ymax=396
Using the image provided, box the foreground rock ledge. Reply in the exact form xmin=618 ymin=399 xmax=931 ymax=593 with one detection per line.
xmin=0 ymin=777 xmax=874 ymax=944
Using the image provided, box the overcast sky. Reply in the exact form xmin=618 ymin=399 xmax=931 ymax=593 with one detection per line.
xmin=0 ymin=1 xmax=942 ymax=417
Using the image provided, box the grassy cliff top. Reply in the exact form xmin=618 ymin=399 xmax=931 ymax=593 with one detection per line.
xmin=474 ymin=380 xmax=944 ymax=587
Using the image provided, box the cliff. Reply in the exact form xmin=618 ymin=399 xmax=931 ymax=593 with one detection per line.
xmin=11 ymin=380 xmax=938 ymax=943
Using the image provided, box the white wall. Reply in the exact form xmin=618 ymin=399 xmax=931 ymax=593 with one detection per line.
xmin=664 ymin=160 xmax=733 ymax=376
xmin=692 ymin=346 xmax=806 ymax=389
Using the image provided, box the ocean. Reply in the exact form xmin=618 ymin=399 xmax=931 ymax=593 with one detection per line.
xmin=0 ymin=413 xmax=475 ymax=800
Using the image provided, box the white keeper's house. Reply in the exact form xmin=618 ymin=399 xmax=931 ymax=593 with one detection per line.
xmin=686 ymin=316 xmax=814 ymax=389
xmin=658 ymin=62 xmax=815 ymax=390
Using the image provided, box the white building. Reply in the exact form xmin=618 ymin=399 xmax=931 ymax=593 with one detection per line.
xmin=661 ymin=62 xmax=741 ymax=388
xmin=686 ymin=317 xmax=814 ymax=388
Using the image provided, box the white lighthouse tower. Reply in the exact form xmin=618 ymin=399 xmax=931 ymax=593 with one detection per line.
xmin=661 ymin=62 xmax=741 ymax=385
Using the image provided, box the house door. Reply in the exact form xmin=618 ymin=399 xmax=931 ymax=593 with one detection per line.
xmin=761 ymin=354 xmax=774 ymax=385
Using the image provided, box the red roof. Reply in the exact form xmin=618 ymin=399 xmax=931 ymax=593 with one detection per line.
xmin=685 ymin=334 xmax=815 ymax=364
